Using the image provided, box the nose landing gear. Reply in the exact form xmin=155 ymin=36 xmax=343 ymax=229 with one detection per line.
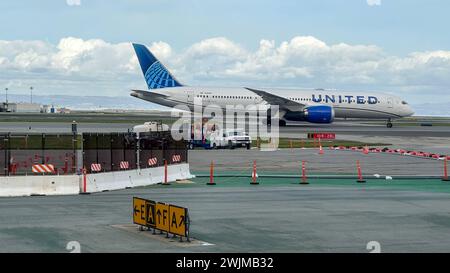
xmin=386 ymin=119 xmax=393 ymax=128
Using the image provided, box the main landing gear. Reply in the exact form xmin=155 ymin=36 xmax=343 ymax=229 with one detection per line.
xmin=386 ymin=119 xmax=393 ymax=128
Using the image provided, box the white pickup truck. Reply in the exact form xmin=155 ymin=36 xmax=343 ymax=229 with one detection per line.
xmin=209 ymin=129 xmax=251 ymax=149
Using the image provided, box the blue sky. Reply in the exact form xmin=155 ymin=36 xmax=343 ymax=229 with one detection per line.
xmin=1 ymin=0 xmax=449 ymax=54
xmin=0 ymin=0 xmax=449 ymax=112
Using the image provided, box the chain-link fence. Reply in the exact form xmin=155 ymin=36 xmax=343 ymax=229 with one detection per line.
xmin=0 ymin=133 xmax=79 ymax=176
xmin=0 ymin=132 xmax=188 ymax=176
xmin=82 ymin=132 xmax=187 ymax=173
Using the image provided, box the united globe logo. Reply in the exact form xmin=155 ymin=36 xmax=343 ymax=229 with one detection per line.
xmin=145 ymin=61 xmax=181 ymax=89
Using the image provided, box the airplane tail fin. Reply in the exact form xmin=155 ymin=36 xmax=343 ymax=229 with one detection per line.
xmin=132 ymin=43 xmax=183 ymax=89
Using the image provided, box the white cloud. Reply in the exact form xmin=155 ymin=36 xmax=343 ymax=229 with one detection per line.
xmin=0 ymin=36 xmax=449 ymax=105
xmin=367 ymin=0 xmax=381 ymax=6
xmin=66 ymin=0 xmax=81 ymax=6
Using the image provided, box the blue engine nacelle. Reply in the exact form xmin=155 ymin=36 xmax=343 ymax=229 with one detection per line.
xmin=304 ymin=105 xmax=335 ymax=123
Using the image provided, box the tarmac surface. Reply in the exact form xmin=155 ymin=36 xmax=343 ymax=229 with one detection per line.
xmin=2 ymin=177 xmax=450 ymax=252
xmin=189 ymin=148 xmax=448 ymax=177
xmin=0 ymin=118 xmax=449 ymax=252
xmin=1 ymin=119 xmax=450 ymax=138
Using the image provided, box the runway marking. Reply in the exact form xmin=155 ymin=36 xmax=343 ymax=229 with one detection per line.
xmin=111 ymin=224 xmax=215 ymax=247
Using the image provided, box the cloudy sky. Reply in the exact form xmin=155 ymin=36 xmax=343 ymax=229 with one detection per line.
xmin=0 ymin=0 xmax=449 ymax=111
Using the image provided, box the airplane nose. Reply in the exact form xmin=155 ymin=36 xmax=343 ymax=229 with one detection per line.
xmin=406 ymin=106 xmax=415 ymax=116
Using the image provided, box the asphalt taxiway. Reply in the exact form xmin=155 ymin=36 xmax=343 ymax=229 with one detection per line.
xmin=1 ymin=119 xmax=450 ymax=137
xmin=0 ymin=117 xmax=449 ymax=252
xmin=2 ymin=176 xmax=450 ymax=252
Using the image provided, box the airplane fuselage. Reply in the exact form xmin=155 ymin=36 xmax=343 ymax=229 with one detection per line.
xmin=132 ymin=86 xmax=414 ymax=120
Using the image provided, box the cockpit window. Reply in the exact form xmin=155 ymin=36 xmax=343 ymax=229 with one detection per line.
xmin=401 ymin=101 xmax=408 ymax=105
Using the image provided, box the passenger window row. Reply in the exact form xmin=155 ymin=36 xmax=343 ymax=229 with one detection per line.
xmin=196 ymin=95 xmax=256 ymax=99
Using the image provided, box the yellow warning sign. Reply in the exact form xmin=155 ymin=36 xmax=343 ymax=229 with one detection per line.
xmin=133 ymin=197 xmax=147 ymax=226
xmin=169 ymin=205 xmax=188 ymax=237
xmin=155 ymin=202 xmax=170 ymax=232
xmin=133 ymin=197 xmax=190 ymax=239
xmin=145 ymin=200 xmax=156 ymax=228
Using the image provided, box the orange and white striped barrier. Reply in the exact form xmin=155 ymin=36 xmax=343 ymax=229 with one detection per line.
xmin=119 ymin=161 xmax=129 ymax=170
xmin=91 ymin=163 xmax=102 ymax=172
xmin=172 ymin=154 xmax=181 ymax=163
xmin=148 ymin=157 xmax=158 ymax=166
xmin=32 ymin=164 xmax=55 ymax=174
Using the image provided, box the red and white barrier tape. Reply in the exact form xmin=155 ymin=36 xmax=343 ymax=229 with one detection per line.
xmin=32 ymin=164 xmax=55 ymax=173
xmin=148 ymin=157 xmax=158 ymax=166
xmin=119 ymin=161 xmax=129 ymax=169
xmin=91 ymin=163 xmax=102 ymax=172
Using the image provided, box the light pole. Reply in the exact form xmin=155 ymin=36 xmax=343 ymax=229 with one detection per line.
xmin=30 ymin=86 xmax=33 ymax=104
xmin=4 ymin=87 xmax=8 ymax=104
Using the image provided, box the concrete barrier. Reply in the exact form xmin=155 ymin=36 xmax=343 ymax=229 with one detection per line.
xmin=82 ymin=163 xmax=194 ymax=193
xmin=1 ymin=163 xmax=195 ymax=196
xmin=0 ymin=175 xmax=79 ymax=197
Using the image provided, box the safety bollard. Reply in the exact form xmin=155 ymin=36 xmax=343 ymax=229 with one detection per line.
xmin=300 ymin=160 xmax=309 ymax=185
xmin=251 ymin=160 xmax=259 ymax=185
xmin=207 ymin=160 xmax=216 ymax=185
xmin=356 ymin=160 xmax=366 ymax=183
xmin=163 ymin=159 xmax=171 ymax=185
xmin=443 ymin=158 xmax=449 ymax=182
xmin=80 ymin=167 xmax=90 ymax=194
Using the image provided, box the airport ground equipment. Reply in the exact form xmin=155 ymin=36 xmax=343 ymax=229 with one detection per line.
xmin=188 ymin=118 xmax=213 ymax=150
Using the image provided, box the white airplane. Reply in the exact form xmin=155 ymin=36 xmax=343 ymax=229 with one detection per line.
xmin=131 ymin=43 xmax=414 ymax=127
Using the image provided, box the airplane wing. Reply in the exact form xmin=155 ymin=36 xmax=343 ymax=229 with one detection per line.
xmin=245 ymin=87 xmax=306 ymax=111
xmin=131 ymin=89 xmax=168 ymax=99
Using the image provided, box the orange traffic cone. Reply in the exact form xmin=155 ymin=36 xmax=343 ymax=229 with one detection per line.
xmin=363 ymin=145 xmax=369 ymax=155
xmin=443 ymin=158 xmax=449 ymax=182
xmin=251 ymin=160 xmax=259 ymax=185
xmin=356 ymin=160 xmax=366 ymax=183
xmin=300 ymin=160 xmax=309 ymax=185
xmin=318 ymin=139 xmax=324 ymax=155
xmin=207 ymin=160 xmax=216 ymax=185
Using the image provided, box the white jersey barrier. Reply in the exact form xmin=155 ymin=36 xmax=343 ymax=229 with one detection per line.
xmin=0 ymin=163 xmax=194 ymax=197
xmin=81 ymin=163 xmax=194 ymax=193
xmin=0 ymin=175 xmax=79 ymax=197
